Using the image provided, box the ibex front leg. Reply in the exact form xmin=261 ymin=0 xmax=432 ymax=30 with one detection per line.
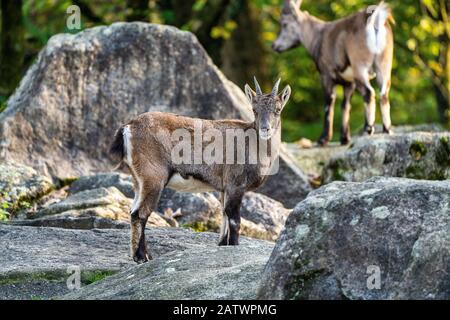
xmin=318 ymin=79 xmax=337 ymax=146
xmin=218 ymin=190 xmax=244 ymax=246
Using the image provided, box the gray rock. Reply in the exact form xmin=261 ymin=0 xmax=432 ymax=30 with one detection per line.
xmin=239 ymin=192 xmax=291 ymax=241
xmin=358 ymin=123 xmax=446 ymax=135
xmin=0 ymin=163 xmax=54 ymax=220
xmin=322 ymin=132 xmax=450 ymax=184
xmin=62 ymin=241 xmax=273 ymax=300
xmin=9 ymin=212 xmax=130 ymax=230
xmin=30 ymin=186 xmax=170 ymax=228
xmin=0 ymin=22 xmax=311 ymax=207
xmin=69 ymin=173 xmax=134 ymax=198
xmin=0 ymin=224 xmax=223 ymax=275
xmin=37 ymin=187 xmax=130 ymax=217
xmin=158 ymin=189 xmax=222 ymax=231
xmin=284 ymin=142 xmax=348 ymax=180
xmin=41 ymin=173 xmax=291 ymax=238
xmin=257 ymin=177 xmax=450 ymax=300
xmin=158 ymin=189 xmax=290 ymax=241
xmin=0 ymin=224 xmax=229 ymax=299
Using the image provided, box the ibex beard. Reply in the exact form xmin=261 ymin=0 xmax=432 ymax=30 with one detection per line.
xmin=110 ymin=78 xmax=291 ymax=263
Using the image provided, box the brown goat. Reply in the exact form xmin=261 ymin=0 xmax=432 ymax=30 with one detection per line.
xmin=273 ymin=0 xmax=394 ymax=145
xmin=110 ymin=79 xmax=291 ymax=263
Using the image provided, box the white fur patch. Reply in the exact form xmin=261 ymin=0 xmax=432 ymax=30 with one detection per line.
xmin=219 ymin=213 xmax=230 ymax=242
xmin=123 ymin=125 xmax=133 ymax=166
xmin=166 ymin=173 xmax=215 ymax=193
xmin=366 ymin=4 xmax=389 ymax=55
xmin=339 ymin=67 xmax=355 ymax=82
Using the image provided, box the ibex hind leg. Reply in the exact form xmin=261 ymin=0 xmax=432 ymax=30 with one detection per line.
xmin=131 ymin=178 xmax=165 ymax=264
xmin=355 ymin=76 xmax=376 ymax=135
xmin=375 ymin=54 xmax=393 ymax=134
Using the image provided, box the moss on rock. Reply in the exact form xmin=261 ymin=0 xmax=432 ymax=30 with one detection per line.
xmin=436 ymin=137 xmax=450 ymax=167
xmin=409 ymin=141 xmax=427 ymax=161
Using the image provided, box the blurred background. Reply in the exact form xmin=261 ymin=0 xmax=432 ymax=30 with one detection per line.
xmin=0 ymin=0 xmax=448 ymax=142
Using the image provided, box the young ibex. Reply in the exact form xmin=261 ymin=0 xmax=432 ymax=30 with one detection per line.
xmin=273 ymin=0 xmax=394 ymax=145
xmin=110 ymin=79 xmax=291 ymax=263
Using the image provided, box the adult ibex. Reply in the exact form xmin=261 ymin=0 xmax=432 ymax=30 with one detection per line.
xmin=110 ymin=79 xmax=291 ymax=263
xmin=273 ymin=0 xmax=394 ymax=145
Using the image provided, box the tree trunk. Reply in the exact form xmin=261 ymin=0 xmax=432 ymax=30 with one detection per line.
xmin=435 ymin=37 xmax=449 ymax=126
xmin=220 ymin=0 xmax=269 ymax=89
xmin=0 ymin=0 xmax=25 ymax=97
xmin=191 ymin=0 xmax=231 ymax=65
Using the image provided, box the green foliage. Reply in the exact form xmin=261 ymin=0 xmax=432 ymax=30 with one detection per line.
xmin=0 ymin=95 xmax=7 ymax=113
xmin=0 ymin=208 xmax=9 ymax=221
xmin=81 ymin=270 xmax=115 ymax=285
xmin=182 ymin=221 xmax=215 ymax=233
xmin=436 ymin=136 xmax=450 ymax=166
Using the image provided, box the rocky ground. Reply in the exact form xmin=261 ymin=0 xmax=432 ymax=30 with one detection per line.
xmin=0 ymin=224 xmax=273 ymax=299
xmin=0 ymin=22 xmax=449 ymax=300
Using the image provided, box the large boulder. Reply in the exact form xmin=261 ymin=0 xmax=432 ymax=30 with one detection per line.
xmin=0 ymin=23 xmax=249 ymax=178
xmin=322 ymin=132 xmax=450 ymax=184
xmin=0 ymin=23 xmax=312 ymax=208
xmin=257 ymin=177 xmax=450 ymax=300
xmin=62 ymin=240 xmax=273 ymax=300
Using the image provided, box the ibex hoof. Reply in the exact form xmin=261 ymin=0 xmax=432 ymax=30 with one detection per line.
xmin=340 ymin=137 xmax=351 ymax=145
xmin=364 ymin=126 xmax=375 ymax=135
xmin=218 ymin=237 xmax=239 ymax=246
xmin=317 ymin=137 xmax=329 ymax=147
xmin=133 ymin=252 xmax=151 ymax=264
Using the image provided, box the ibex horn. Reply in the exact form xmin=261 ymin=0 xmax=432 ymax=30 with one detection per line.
xmin=254 ymin=76 xmax=263 ymax=96
xmin=271 ymin=78 xmax=281 ymax=97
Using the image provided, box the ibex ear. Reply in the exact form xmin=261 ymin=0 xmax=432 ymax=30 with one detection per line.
xmin=280 ymin=85 xmax=291 ymax=108
xmin=244 ymin=84 xmax=256 ymax=104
